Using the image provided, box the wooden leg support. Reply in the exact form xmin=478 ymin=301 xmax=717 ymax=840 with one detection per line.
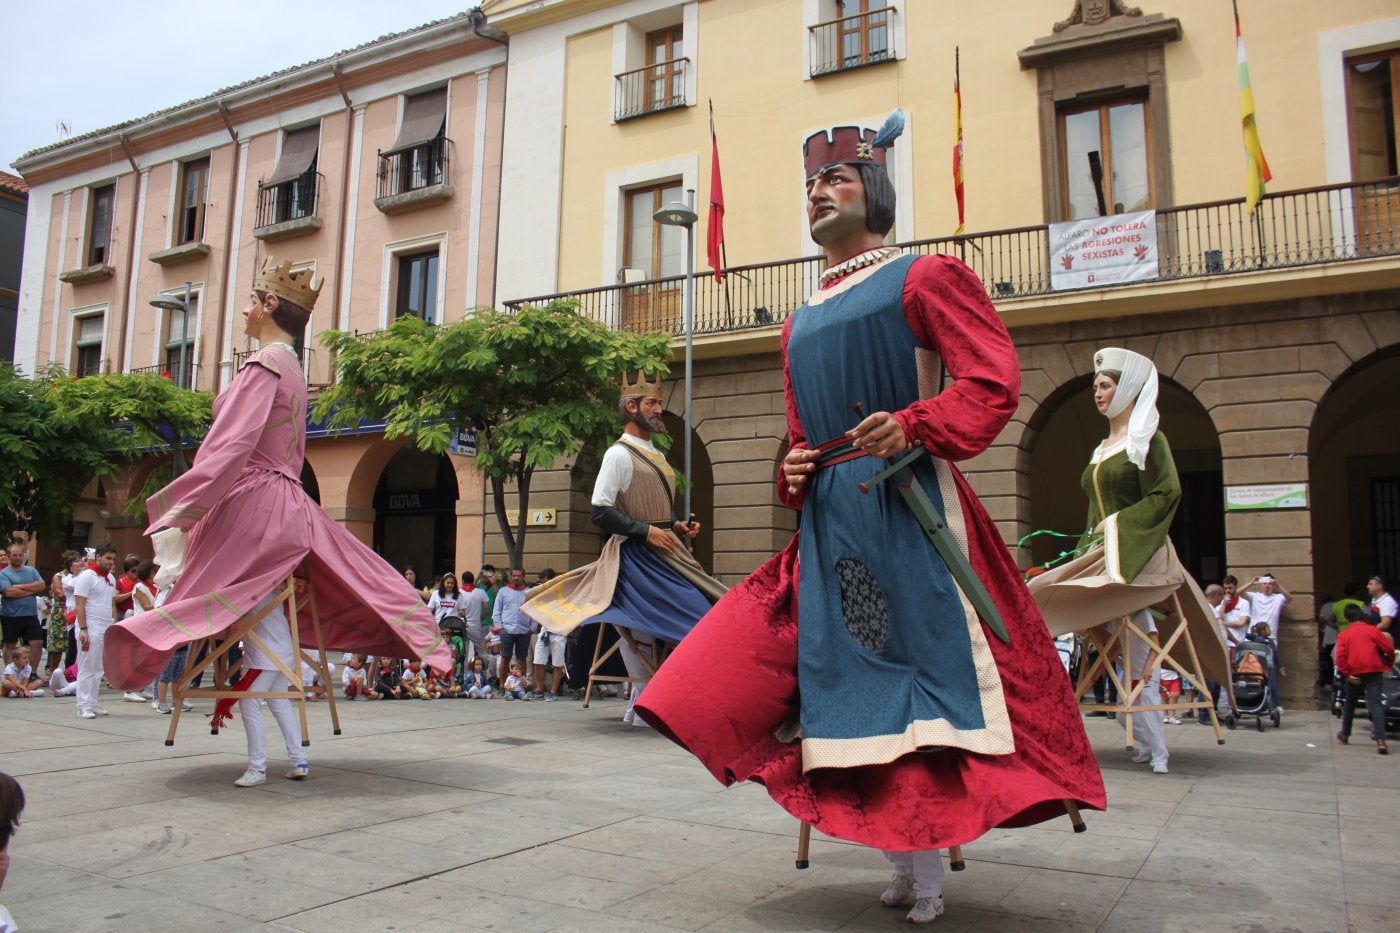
xmin=948 ymin=845 xmax=965 ymax=871
xmin=165 ymin=576 xmax=340 ymax=748
xmin=795 ymin=820 xmax=811 ymax=869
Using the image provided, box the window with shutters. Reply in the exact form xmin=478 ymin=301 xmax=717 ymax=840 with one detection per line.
xmin=1057 ymin=96 xmax=1152 ymax=220
xmin=378 ymin=89 xmax=450 ymax=198
xmin=256 ymin=126 xmax=321 ymax=228
xmin=73 ymin=312 xmax=105 ymax=376
xmin=87 ymin=184 xmax=114 ymax=266
xmin=177 ymin=158 xmax=209 ymax=245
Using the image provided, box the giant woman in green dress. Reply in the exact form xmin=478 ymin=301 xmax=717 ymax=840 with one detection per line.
xmin=1030 ymin=348 xmax=1230 ymax=749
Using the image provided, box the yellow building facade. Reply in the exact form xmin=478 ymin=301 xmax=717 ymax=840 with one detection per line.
xmin=485 ymin=0 xmax=1400 ymax=707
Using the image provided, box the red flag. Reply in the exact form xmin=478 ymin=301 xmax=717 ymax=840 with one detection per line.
xmin=707 ymin=101 xmax=725 ymax=283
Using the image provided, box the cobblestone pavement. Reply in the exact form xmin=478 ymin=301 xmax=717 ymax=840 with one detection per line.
xmin=0 ymin=687 xmax=1394 ymax=931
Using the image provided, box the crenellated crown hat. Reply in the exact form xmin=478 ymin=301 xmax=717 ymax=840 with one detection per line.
xmin=619 ymin=371 xmax=663 ymax=400
xmin=253 ymin=256 xmax=323 ymax=311
xmin=803 ymin=108 xmax=905 ymax=177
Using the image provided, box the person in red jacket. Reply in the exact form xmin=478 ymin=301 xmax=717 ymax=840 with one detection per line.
xmin=1334 ymin=603 xmax=1396 ymax=754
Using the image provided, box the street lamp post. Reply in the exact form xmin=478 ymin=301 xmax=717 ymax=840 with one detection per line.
xmin=148 ymin=282 xmax=192 ymax=389
xmin=148 ymin=282 xmax=193 ymax=476
xmin=653 ymin=189 xmax=698 ymax=524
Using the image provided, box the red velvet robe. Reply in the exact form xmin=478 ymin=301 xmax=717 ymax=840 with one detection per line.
xmin=636 ymin=254 xmax=1107 ymax=851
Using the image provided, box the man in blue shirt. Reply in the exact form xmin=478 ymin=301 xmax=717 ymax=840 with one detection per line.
xmin=1 ymin=543 xmax=48 ymax=676
xmin=493 ymin=568 xmax=530 ymax=695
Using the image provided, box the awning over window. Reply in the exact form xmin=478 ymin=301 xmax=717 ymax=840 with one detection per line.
xmin=384 ymin=88 xmax=447 ymax=156
xmin=265 ymin=125 xmax=321 ymax=186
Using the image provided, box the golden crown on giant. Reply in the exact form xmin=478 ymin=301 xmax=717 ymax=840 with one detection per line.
xmin=620 ymin=370 xmax=663 ymax=400
xmin=253 ymin=256 xmax=324 ymax=311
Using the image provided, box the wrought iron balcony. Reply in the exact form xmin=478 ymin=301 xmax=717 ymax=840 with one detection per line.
xmin=255 ymin=170 xmax=323 ymax=231
xmin=503 ymin=177 xmax=1400 ymax=336
xmin=809 ymin=7 xmax=896 ymax=78
xmin=614 ymin=58 xmax=690 ymax=122
xmin=376 ymin=137 xmax=452 ymax=200
xmin=130 ymin=361 xmax=198 ymax=389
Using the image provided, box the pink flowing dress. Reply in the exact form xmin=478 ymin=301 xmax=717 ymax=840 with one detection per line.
xmin=104 ymin=344 xmax=448 ymax=689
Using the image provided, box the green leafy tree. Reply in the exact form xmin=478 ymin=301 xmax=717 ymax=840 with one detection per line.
xmin=0 ymin=365 xmax=115 ymax=541
xmin=45 ymin=369 xmax=214 ymax=522
xmin=315 ymin=301 xmax=672 ymax=566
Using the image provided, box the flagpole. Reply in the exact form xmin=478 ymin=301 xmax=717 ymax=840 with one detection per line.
xmin=953 ymin=46 xmax=965 ymax=266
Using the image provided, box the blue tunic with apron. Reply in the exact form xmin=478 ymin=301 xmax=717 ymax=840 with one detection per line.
xmin=788 ymin=254 xmax=1006 ymax=768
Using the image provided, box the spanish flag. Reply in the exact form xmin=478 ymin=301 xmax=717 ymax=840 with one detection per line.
xmin=952 ymin=48 xmax=965 ymax=236
xmin=1234 ymin=0 xmax=1271 ymax=214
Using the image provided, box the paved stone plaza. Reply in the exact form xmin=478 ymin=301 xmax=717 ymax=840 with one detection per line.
xmin=0 ymin=688 xmax=1395 ymax=932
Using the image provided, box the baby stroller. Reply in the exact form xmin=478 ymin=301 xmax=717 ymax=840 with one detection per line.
xmin=1223 ymin=638 xmax=1279 ymax=732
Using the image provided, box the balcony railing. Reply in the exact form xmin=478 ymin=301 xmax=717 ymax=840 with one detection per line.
xmin=810 ymin=7 xmax=895 ymax=78
xmin=504 ymin=177 xmax=1400 ymax=336
xmin=130 ymin=360 xmax=198 ymax=389
xmin=614 ymin=57 xmax=690 ymax=121
xmin=376 ymin=137 xmax=452 ymax=199
xmin=255 ymin=171 xmax=322 ymax=229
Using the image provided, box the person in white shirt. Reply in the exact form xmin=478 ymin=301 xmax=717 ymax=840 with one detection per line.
xmin=1105 ymin=610 xmax=1169 ymax=774
xmin=458 ymin=571 xmax=490 ymax=666
xmin=1199 ymin=584 xmax=1230 ymax=724
xmin=1239 ymin=573 xmax=1291 ymax=711
xmin=233 ymin=596 xmax=309 ymax=786
xmin=73 ymin=545 xmax=119 ymax=719
xmin=1368 ymin=576 xmax=1397 ymax=632
xmin=1240 ymin=573 xmax=1290 ymax=644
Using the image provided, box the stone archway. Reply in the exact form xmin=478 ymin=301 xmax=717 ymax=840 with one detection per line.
xmin=1309 ymin=345 xmax=1400 ymax=595
xmin=1022 ymin=374 xmax=1224 ymax=582
xmin=300 ymin=459 xmax=320 ymax=504
xmin=372 ymin=446 xmax=461 ymax=581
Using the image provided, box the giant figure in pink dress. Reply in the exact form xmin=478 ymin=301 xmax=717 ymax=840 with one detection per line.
xmin=106 ymin=258 xmax=449 ymax=712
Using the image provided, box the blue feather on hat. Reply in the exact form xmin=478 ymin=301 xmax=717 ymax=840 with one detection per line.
xmin=871 ymin=108 xmax=905 ymax=150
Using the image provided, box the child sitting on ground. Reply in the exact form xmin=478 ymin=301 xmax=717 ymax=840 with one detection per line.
xmin=400 ymin=659 xmax=432 ymax=700
xmin=1 ymin=648 xmax=44 ymax=698
xmin=48 ymin=663 xmax=79 ymax=697
xmin=502 ymin=660 xmax=530 ymax=701
xmin=428 ymin=666 xmax=459 ymax=699
xmin=463 ymin=657 xmax=491 ymax=699
xmin=342 ymin=655 xmax=374 ymax=700
xmin=373 ymin=657 xmax=404 ymax=700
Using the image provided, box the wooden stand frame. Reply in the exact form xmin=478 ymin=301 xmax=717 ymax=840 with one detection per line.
xmin=580 ymin=625 xmax=667 ymax=709
xmin=1071 ymin=592 xmax=1226 ymax=748
xmin=163 ymin=575 xmax=341 ymax=747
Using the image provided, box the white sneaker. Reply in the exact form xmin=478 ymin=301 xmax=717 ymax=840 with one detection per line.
xmin=1131 ymin=752 xmax=1150 ymax=764
xmin=92 ymin=706 xmax=109 ymax=716
xmin=880 ymin=873 xmax=915 ymax=907
xmin=181 ymin=701 xmax=193 ymax=712
xmin=285 ymin=764 xmax=310 ymax=780
xmin=1152 ymin=762 xmax=1169 ymax=774
xmin=29 ymin=688 xmax=44 ymax=697
xmin=122 ymin=692 xmax=146 ymax=703
xmin=906 ymin=896 xmax=945 ymax=924
xmin=150 ymin=700 xmax=161 ymax=710
xmin=76 ymin=709 xmax=97 ymax=720
xmin=234 ymin=769 xmax=266 ymax=787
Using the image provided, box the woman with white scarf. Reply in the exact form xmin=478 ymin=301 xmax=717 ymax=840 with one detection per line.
xmin=1030 ymin=348 xmax=1230 ymax=773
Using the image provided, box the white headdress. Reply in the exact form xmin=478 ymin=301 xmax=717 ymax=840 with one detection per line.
xmin=1092 ymin=346 xmax=1158 ymax=470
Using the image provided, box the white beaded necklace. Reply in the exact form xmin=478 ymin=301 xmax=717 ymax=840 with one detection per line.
xmin=818 ymin=247 xmax=900 ymax=288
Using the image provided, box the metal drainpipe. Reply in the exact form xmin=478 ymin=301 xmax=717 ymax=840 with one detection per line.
xmin=471 ymin=6 xmax=511 ymax=566
xmin=214 ymin=101 xmax=240 ymax=389
xmin=330 ymin=64 xmax=355 ymax=339
xmin=114 ymin=135 xmax=142 ymax=373
xmin=470 ymin=6 xmax=508 ymax=309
